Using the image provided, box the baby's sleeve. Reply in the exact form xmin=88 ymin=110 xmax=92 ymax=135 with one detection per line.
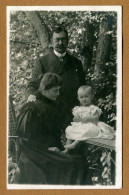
xmin=72 ymin=106 xmax=79 ymax=117
xmin=90 ymin=105 xmax=102 ymax=116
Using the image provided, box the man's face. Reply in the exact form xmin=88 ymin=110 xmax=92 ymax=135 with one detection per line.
xmin=52 ymin=31 xmax=68 ymax=54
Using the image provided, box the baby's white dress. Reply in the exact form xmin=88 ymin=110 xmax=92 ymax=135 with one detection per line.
xmin=65 ymin=105 xmax=115 ymax=140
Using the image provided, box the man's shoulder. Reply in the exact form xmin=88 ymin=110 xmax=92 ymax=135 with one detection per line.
xmin=38 ymin=51 xmax=54 ymax=61
xmin=67 ymin=52 xmax=82 ymax=64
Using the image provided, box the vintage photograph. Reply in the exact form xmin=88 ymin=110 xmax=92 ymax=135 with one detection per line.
xmin=7 ymin=6 xmax=122 ymax=189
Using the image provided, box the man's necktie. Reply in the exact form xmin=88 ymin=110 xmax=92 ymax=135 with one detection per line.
xmin=58 ymin=57 xmax=64 ymax=62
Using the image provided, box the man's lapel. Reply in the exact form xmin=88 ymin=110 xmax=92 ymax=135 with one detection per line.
xmin=58 ymin=53 xmax=73 ymax=74
xmin=50 ymin=51 xmax=62 ymax=72
xmin=58 ymin=56 xmax=68 ymax=74
xmin=51 ymin=51 xmax=72 ymax=74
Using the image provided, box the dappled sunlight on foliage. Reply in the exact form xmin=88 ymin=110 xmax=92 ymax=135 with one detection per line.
xmin=10 ymin=11 xmax=117 ymax=123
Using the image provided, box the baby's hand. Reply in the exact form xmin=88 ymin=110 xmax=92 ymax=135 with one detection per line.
xmin=80 ymin=117 xmax=91 ymax=123
xmin=73 ymin=116 xmax=81 ymax=122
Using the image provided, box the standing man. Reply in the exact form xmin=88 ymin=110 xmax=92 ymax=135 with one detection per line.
xmin=26 ymin=25 xmax=85 ymax=111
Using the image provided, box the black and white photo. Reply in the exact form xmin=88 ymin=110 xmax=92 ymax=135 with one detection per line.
xmin=7 ymin=6 xmax=122 ymax=189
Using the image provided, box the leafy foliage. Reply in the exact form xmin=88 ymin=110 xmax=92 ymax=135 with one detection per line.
xmin=88 ymin=146 xmax=114 ymax=185
xmin=9 ymin=10 xmax=117 ymax=185
xmin=10 ymin=11 xmax=117 ymax=124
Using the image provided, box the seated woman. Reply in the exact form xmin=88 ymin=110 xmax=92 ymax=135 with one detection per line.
xmin=14 ymin=73 xmax=91 ymax=185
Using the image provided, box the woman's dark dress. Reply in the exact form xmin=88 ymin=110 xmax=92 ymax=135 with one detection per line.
xmin=15 ymin=92 xmax=91 ymax=185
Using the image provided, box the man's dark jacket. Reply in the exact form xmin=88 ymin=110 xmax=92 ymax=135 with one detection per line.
xmin=26 ymin=51 xmax=85 ymax=110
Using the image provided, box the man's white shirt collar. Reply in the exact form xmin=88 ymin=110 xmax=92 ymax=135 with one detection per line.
xmin=54 ymin=50 xmax=66 ymax=58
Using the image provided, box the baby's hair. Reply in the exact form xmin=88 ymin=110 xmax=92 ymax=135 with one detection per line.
xmin=77 ymin=85 xmax=94 ymax=95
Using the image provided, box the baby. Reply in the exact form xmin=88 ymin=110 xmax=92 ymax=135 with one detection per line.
xmin=63 ymin=85 xmax=115 ymax=153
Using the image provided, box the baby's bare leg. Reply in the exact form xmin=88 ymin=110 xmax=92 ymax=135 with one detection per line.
xmin=64 ymin=140 xmax=80 ymax=149
xmin=66 ymin=139 xmax=73 ymax=145
xmin=62 ymin=139 xmax=73 ymax=153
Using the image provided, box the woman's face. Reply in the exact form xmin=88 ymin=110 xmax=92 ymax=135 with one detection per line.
xmin=44 ymin=86 xmax=60 ymax=101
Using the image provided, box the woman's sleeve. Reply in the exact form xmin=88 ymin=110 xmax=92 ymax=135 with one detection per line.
xmin=15 ymin=110 xmax=34 ymax=141
xmin=15 ymin=103 xmax=39 ymax=140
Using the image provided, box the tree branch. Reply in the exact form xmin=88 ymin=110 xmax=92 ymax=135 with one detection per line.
xmin=25 ymin=11 xmax=50 ymax=52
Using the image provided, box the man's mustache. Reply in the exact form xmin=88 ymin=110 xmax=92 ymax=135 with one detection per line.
xmin=56 ymin=46 xmax=64 ymax=48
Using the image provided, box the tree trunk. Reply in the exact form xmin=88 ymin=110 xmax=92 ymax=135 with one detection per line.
xmin=25 ymin=11 xmax=50 ymax=53
xmin=80 ymin=21 xmax=95 ymax=72
xmin=94 ymin=18 xmax=112 ymax=76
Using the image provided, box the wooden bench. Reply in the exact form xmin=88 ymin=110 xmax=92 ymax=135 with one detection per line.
xmin=85 ymin=138 xmax=115 ymax=151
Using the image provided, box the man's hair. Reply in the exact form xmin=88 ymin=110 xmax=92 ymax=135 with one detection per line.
xmin=39 ymin=73 xmax=63 ymax=91
xmin=52 ymin=24 xmax=68 ymax=39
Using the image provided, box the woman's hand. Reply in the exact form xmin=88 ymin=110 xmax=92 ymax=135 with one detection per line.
xmin=48 ymin=147 xmax=60 ymax=152
xmin=27 ymin=95 xmax=36 ymax=103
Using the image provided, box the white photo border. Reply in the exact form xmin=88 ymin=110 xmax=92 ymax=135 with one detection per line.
xmin=7 ymin=5 xmax=122 ymax=189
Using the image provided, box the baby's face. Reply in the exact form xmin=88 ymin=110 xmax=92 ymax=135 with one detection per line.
xmin=78 ymin=89 xmax=93 ymax=106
